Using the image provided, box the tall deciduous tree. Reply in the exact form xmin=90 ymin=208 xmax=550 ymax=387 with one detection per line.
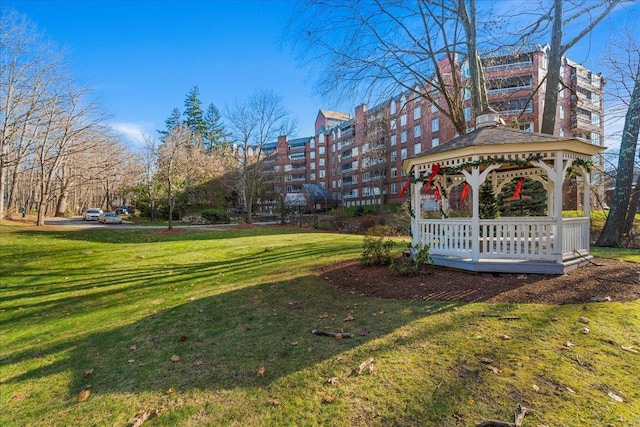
xmin=596 ymin=31 xmax=640 ymax=247
xmin=289 ymin=0 xmax=488 ymax=134
xmin=224 ymin=90 xmax=297 ymax=223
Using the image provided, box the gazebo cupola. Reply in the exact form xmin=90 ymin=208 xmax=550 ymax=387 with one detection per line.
xmin=402 ymin=114 xmax=604 ymax=274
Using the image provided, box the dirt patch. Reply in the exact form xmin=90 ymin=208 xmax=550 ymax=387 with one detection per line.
xmin=319 ymin=257 xmax=640 ymax=304
xmin=149 ymin=229 xmax=189 ymax=236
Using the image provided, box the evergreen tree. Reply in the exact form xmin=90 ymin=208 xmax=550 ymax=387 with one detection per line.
xmin=158 ymin=107 xmax=182 ymax=139
xmin=184 ymin=86 xmax=206 ymax=137
xmin=203 ymin=103 xmax=228 ymax=150
xmin=498 ymin=179 xmax=546 ymax=217
xmin=479 ymin=181 xmax=499 ymax=219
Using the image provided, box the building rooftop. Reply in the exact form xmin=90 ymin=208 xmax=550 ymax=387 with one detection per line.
xmin=319 ymin=110 xmax=351 ymax=121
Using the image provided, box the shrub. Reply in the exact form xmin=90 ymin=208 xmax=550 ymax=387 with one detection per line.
xmin=392 ymin=242 xmax=433 ymax=275
xmin=201 ymin=209 xmax=230 ymax=224
xmin=360 ymin=225 xmax=395 ymax=266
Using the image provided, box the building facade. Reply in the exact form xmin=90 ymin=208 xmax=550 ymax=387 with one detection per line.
xmin=260 ymin=44 xmax=605 ymax=212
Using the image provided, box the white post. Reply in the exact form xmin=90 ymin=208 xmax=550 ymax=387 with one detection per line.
xmin=463 ymin=162 xmax=500 ymax=262
xmin=412 ymin=178 xmax=423 ymax=247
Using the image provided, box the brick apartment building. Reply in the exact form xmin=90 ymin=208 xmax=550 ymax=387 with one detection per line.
xmin=259 ymin=43 xmax=605 ymax=213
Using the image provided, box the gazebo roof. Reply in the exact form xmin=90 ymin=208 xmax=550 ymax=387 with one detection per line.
xmin=403 ymin=124 xmax=604 ymax=174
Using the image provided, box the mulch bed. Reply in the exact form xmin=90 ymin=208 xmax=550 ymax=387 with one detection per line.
xmin=319 ymin=257 xmax=640 ymax=304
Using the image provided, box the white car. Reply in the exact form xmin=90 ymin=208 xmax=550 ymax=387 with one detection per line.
xmin=83 ymin=208 xmax=103 ymax=221
xmin=98 ymin=212 xmax=123 ymax=224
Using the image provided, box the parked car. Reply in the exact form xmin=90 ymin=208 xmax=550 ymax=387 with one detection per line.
xmin=116 ymin=206 xmax=136 ymax=215
xmin=83 ymin=208 xmax=103 ymax=221
xmin=98 ymin=211 xmax=123 ymax=224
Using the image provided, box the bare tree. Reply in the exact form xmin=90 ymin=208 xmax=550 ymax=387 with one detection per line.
xmin=289 ymin=0 xmax=488 ymax=134
xmin=596 ymin=30 xmax=640 ymax=247
xmin=0 ymin=10 xmax=65 ymax=219
xmin=224 ymin=90 xmax=296 ymax=223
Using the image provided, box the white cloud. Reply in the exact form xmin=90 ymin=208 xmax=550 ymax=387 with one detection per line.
xmin=111 ymin=122 xmax=153 ymax=147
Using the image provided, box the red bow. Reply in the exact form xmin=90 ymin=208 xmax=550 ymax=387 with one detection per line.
xmin=434 ymin=187 xmax=440 ymax=202
xmin=460 ymin=183 xmax=470 ymax=201
xmin=424 ymin=163 xmax=441 ymax=193
xmin=513 ymin=178 xmax=523 ymax=199
xmin=399 ymin=180 xmax=411 ymax=196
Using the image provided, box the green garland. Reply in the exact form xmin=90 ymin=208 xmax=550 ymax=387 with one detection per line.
xmin=410 ymin=154 xmax=545 ymax=183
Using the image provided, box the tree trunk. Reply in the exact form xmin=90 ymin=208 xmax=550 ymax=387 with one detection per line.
xmin=596 ymin=60 xmax=640 ymax=247
xmin=0 ymin=161 xmax=5 ymax=220
xmin=541 ymin=0 xmax=563 ymax=135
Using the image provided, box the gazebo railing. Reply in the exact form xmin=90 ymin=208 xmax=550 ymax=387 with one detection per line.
xmin=561 ymin=217 xmax=590 ymax=258
xmin=417 ymin=217 xmax=590 ymax=261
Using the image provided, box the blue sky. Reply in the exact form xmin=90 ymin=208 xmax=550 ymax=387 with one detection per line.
xmin=3 ymin=0 xmax=331 ymax=145
xmin=2 ymin=0 xmax=639 ymax=150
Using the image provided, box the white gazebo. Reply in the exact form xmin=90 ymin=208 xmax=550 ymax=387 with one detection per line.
xmin=402 ymin=112 xmax=604 ymax=274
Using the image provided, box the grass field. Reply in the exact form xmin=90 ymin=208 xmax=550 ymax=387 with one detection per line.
xmin=1 ymin=222 xmax=638 ymax=426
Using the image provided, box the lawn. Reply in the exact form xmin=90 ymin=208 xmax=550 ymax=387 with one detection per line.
xmin=1 ymin=222 xmax=638 ymax=426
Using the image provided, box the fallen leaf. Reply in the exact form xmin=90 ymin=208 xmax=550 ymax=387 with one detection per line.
xmin=582 ymin=327 xmax=591 ymax=334
xmin=565 ymin=387 xmax=576 ymax=394
xmin=128 ymin=359 xmax=135 ymax=363
xmin=194 ymin=360 xmax=203 ymax=366
xmin=501 ymin=335 xmax=511 ymax=340
xmin=565 ymin=341 xmax=575 ymax=347
xmin=171 ymin=355 xmax=181 ymax=362
xmin=323 ymin=395 xmax=336 ymax=403
xmin=257 ymin=366 xmax=266 ymax=377
xmin=78 ymin=389 xmax=91 ymax=402
xmin=344 ymin=313 xmax=354 ymax=322
xmin=608 ymin=391 xmax=624 ymax=402
xmin=486 ymin=365 xmax=501 ymax=374
xmin=621 ymin=345 xmax=639 ymax=354
xmin=335 ymin=333 xmax=343 ymax=340
xmin=578 ymin=316 xmax=590 ymax=324
xmin=83 ymin=368 xmax=94 ymax=377
xmin=532 ymin=384 xmax=540 ymax=391
xmin=291 ymin=341 xmax=298 ymax=346
xmin=167 ymin=387 xmax=176 ymax=393
xmin=327 ymin=377 xmax=338 ymax=385
xmin=129 ymin=345 xmax=137 ymax=350
xmin=180 ymin=335 xmax=187 ymax=341
xmin=268 ymin=398 xmax=281 ymax=405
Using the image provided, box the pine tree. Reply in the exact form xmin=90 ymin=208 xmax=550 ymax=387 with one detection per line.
xmin=158 ymin=107 xmax=182 ymax=139
xmin=184 ymin=86 xmax=206 ymax=137
xmin=479 ymin=181 xmax=499 ymax=219
xmin=203 ymin=103 xmax=228 ymax=150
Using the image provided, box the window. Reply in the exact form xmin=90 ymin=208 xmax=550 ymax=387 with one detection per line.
xmin=464 ymin=107 xmax=472 ymax=122
xmin=431 ymin=118 xmax=439 ymax=132
xmin=390 ymin=100 xmax=396 ymax=115
xmin=414 ymin=143 xmax=421 ymax=155
xmin=319 ymin=169 xmax=325 ymax=178
xmin=286 ymin=185 xmax=293 ymax=192
xmin=332 ymin=180 xmax=336 ymax=189
xmin=310 ymin=151 xmax=315 ymax=159
xmin=592 ymin=93 xmax=601 ymax=107
xmin=401 ymin=148 xmax=407 ymax=160
xmin=284 ymin=164 xmax=292 ymax=171
xmin=414 ymin=125 xmax=421 ymax=137
xmin=391 ymin=167 xmax=397 ymax=178
xmin=319 ymin=146 xmax=325 ymax=155
xmin=463 ymin=88 xmax=471 ymax=100
xmin=401 ymin=131 xmax=407 ymax=143
xmin=362 ymin=187 xmax=370 ymax=196
xmin=559 ymin=105 xmax=565 ymax=119
xmin=461 ymin=60 xmax=470 ymax=79
xmin=592 ymin=113 xmax=600 ymax=127
xmin=310 ymin=162 xmax=316 ymax=170
xmin=310 ymin=173 xmax=316 ymax=180
xmin=390 ymin=119 xmax=397 ymax=130
xmin=391 ymin=151 xmax=397 ymax=162
xmin=431 ymin=102 xmax=438 ymax=113
xmin=352 ymin=146 xmax=358 ymax=156
xmin=400 ymin=114 xmax=407 ymax=126
xmin=432 ymin=137 xmax=439 ymax=147
xmin=362 ymin=172 xmax=370 ymax=182
xmin=559 ymin=127 xmax=565 ymax=137
xmin=559 ymin=86 xmax=564 ymax=99
xmin=390 ymin=134 xmax=397 ymax=146
xmin=319 ymin=158 xmax=325 ymax=167
xmin=591 ymin=132 xmax=601 ymax=146
xmin=391 ymin=183 xmax=397 ymax=194
xmin=414 ymin=106 xmax=421 ymax=120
